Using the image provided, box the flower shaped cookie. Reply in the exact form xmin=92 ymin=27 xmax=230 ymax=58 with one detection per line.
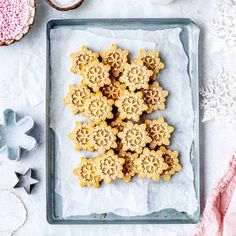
xmin=145 ymin=116 xmax=174 ymax=149
xmin=70 ymin=45 xmax=99 ymax=74
xmin=83 ymin=92 xmax=114 ymax=123
xmin=118 ymin=121 xmax=151 ymax=154
xmin=159 ymin=146 xmax=182 ymax=181
xmin=100 ymin=77 xmax=126 ymax=101
xmin=115 ymin=90 xmax=148 ymax=121
xmin=119 ymin=60 xmax=153 ymax=91
xmin=82 ymin=61 xmax=111 ymax=92
xmin=68 ymin=122 xmax=93 ymax=151
xmin=89 ymin=121 xmax=118 ymax=153
xmin=136 ymin=49 xmax=165 ymax=80
xmin=142 ymin=82 xmax=169 ymax=114
xmin=134 ymin=148 xmax=168 ymax=181
xmin=119 ymin=151 xmax=139 ymax=182
xmin=73 ymin=157 xmax=101 ymax=188
xmin=100 ymin=44 xmax=129 ymax=77
xmin=94 ymin=150 xmax=125 ymax=184
xmin=64 ymin=84 xmax=91 ymax=115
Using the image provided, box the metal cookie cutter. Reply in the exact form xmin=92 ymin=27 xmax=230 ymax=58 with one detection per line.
xmin=0 ymin=108 xmax=37 ymax=161
xmin=14 ymin=168 xmax=39 ymax=194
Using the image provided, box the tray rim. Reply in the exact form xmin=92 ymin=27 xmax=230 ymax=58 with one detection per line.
xmin=46 ymin=18 xmax=200 ymax=225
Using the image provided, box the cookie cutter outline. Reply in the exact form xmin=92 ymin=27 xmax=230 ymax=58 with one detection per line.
xmin=0 ymin=108 xmax=38 ymax=161
xmin=14 ymin=168 xmax=39 ymax=194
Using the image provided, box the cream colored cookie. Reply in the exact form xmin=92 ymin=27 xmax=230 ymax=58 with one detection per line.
xmin=115 ymin=90 xmax=148 ymax=122
xmin=134 ymin=148 xmax=168 ymax=181
xmin=82 ymin=61 xmax=111 ymax=92
xmin=136 ymin=49 xmax=164 ymax=80
xmin=159 ymin=146 xmax=182 ymax=181
xmin=70 ymin=45 xmax=99 ymax=74
xmin=145 ymin=116 xmax=174 ymax=149
xmin=73 ymin=157 xmax=101 ymax=188
xmin=118 ymin=121 xmax=151 ymax=154
xmin=94 ymin=150 xmax=125 ymax=184
xmin=68 ymin=121 xmax=93 ymax=151
xmin=83 ymin=92 xmax=114 ymax=123
xmin=142 ymin=82 xmax=168 ymax=114
xmin=88 ymin=121 xmax=118 ymax=153
xmin=119 ymin=60 xmax=153 ymax=91
xmin=64 ymin=84 xmax=91 ymax=115
xmin=100 ymin=44 xmax=129 ymax=77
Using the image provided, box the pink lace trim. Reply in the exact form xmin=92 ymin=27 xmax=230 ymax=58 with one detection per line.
xmin=194 ymin=154 xmax=236 ymax=236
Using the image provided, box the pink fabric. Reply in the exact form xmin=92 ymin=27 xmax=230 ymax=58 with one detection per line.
xmin=195 ymin=154 xmax=236 ymax=236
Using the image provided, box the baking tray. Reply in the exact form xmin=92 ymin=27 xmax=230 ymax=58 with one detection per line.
xmin=46 ymin=18 xmax=200 ymax=224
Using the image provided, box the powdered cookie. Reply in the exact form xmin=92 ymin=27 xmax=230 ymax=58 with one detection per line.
xmin=159 ymin=146 xmax=182 ymax=181
xmin=134 ymin=148 xmax=168 ymax=181
xmin=145 ymin=116 xmax=174 ymax=149
xmin=142 ymin=82 xmax=168 ymax=114
xmin=118 ymin=121 xmax=151 ymax=154
xmin=83 ymin=92 xmax=114 ymax=123
xmin=70 ymin=46 xmax=99 ymax=74
xmin=115 ymin=90 xmax=148 ymax=122
xmin=100 ymin=44 xmax=129 ymax=77
xmin=119 ymin=60 xmax=153 ymax=91
xmin=82 ymin=61 xmax=111 ymax=92
xmin=68 ymin=122 xmax=93 ymax=151
xmin=73 ymin=157 xmax=101 ymax=188
xmin=94 ymin=150 xmax=125 ymax=184
xmin=64 ymin=84 xmax=91 ymax=115
xmin=89 ymin=121 xmax=118 ymax=153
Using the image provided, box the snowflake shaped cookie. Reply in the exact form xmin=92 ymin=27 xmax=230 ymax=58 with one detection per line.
xmin=68 ymin=122 xmax=93 ymax=151
xmin=100 ymin=77 xmax=126 ymax=101
xmin=94 ymin=150 xmax=125 ymax=184
xmin=100 ymin=44 xmax=129 ymax=77
xmin=70 ymin=45 xmax=99 ymax=74
xmin=83 ymin=92 xmax=114 ymax=123
xmin=88 ymin=121 xmax=118 ymax=153
xmin=118 ymin=121 xmax=152 ymax=154
xmin=142 ymin=82 xmax=168 ymax=114
xmin=159 ymin=146 xmax=181 ymax=181
xmin=119 ymin=61 xmax=153 ymax=91
xmin=134 ymin=148 xmax=168 ymax=181
xmin=64 ymin=85 xmax=91 ymax=115
xmin=115 ymin=90 xmax=148 ymax=121
xmin=200 ymin=68 xmax=236 ymax=123
xmin=82 ymin=61 xmax=111 ymax=92
xmin=119 ymin=151 xmax=139 ymax=182
xmin=0 ymin=109 xmax=37 ymax=161
xmin=73 ymin=157 xmax=101 ymax=188
xmin=145 ymin=116 xmax=174 ymax=149
xmin=136 ymin=49 xmax=165 ymax=80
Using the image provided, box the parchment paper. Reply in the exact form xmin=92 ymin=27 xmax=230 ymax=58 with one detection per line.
xmin=50 ymin=27 xmax=199 ymax=217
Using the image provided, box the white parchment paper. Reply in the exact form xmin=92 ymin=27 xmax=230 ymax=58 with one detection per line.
xmin=50 ymin=27 xmax=198 ymax=218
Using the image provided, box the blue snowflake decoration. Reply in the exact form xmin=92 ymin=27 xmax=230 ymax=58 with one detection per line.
xmin=0 ymin=109 xmax=37 ymax=161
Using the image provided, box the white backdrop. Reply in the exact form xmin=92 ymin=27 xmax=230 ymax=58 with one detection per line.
xmin=0 ymin=0 xmax=236 ymax=235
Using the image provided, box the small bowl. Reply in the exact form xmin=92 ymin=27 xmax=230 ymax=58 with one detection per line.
xmin=45 ymin=0 xmax=84 ymax=11
xmin=0 ymin=0 xmax=36 ymax=47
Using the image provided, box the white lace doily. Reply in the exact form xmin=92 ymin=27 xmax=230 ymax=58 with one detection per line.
xmin=200 ymin=68 xmax=236 ymax=123
xmin=208 ymin=0 xmax=236 ymax=49
xmin=0 ymin=189 xmax=27 ymax=236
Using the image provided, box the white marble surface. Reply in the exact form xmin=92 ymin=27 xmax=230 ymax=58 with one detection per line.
xmin=0 ymin=0 xmax=236 ymax=235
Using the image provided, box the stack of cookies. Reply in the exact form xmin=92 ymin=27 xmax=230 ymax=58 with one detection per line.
xmin=64 ymin=44 xmax=182 ymax=188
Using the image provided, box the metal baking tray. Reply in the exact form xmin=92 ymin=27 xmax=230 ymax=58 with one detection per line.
xmin=46 ymin=18 xmax=200 ymax=224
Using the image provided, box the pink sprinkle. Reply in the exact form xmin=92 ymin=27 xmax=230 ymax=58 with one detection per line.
xmin=0 ymin=0 xmax=30 ymax=42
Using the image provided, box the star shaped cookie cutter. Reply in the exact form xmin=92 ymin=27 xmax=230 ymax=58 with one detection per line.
xmin=0 ymin=109 xmax=37 ymax=161
xmin=14 ymin=168 xmax=39 ymax=194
